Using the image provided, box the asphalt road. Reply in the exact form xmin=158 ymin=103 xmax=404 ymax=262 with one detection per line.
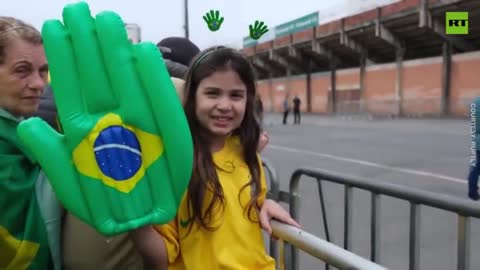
xmin=260 ymin=113 xmax=480 ymax=270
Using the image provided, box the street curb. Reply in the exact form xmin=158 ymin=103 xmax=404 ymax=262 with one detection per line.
xmin=265 ymin=112 xmax=468 ymax=121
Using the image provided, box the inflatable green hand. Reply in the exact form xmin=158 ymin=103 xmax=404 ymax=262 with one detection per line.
xmin=17 ymin=2 xmax=193 ymax=236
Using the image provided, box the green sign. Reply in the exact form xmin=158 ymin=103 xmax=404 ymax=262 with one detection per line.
xmin=243 ymin=36 xmax=257 ymax=48
xmin=446 ymin=11 xmax=468 ymax=35
xmin=274 ymin=12 xmax=319 ymax=38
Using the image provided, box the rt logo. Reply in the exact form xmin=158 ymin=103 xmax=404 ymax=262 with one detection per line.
xmin=446 ymin=11 xmax=468 ymax=35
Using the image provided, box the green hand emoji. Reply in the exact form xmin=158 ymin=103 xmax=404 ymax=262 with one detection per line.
xmin=203 ymin=10 xmax=224 ymax=32
xmin=249 ymin=20 xmax=269 ymax=40
xmin=17 ymin=2 xmax=193 ymax=236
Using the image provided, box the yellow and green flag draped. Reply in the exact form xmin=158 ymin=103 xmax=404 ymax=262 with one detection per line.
xmin=0 ymin=109 xmax=52 ymax=270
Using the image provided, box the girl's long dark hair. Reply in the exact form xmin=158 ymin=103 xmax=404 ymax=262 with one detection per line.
xmin=183 ymin=46 xmax=261 ymax=232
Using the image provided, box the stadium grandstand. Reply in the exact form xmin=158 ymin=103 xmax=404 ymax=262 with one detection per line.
xmin=242 ymin=0 xmax=480 ymax=118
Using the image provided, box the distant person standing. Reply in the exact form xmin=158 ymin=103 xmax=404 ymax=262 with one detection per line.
xmin=282 ymin=96 xmax=289 ymax=125
xmin=468 ymin=96 xmax=480 ymax=200
xmin=293 ymin=95 xmax=301 ymax=124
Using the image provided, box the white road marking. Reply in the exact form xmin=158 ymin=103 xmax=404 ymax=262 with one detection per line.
xmin=268 ymin=144 xmax=467 ymax=185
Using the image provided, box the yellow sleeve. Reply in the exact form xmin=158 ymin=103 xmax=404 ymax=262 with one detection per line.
xmin=154 ymin=218 xmax=180 ymax=264
xmin=257 ymin=155 xmax=268 ymax=206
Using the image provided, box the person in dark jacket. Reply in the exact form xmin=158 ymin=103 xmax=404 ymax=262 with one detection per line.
xmin=157 ymin=37 xmax=200 ymax=79
xmin=35 ymin=85 xmax=60 ymax=131
xmin=293 ymin=95 xmax=301 ymax=124
xmin=282 ymin=97 xmax=289 ymax=125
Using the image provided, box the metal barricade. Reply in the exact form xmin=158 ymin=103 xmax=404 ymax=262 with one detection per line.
xmin=288 ymin=167 xmax=480 ymax=270
xmin=262 ymin=159 xmax=388 ymax=270
xmin=270 ymin=220 xmax=387 ymax=270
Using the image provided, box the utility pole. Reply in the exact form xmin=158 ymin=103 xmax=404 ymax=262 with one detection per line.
xmin=184 ymin=0 xmax=189 ymax=39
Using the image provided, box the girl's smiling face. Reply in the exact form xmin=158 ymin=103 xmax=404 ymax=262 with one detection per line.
xmin=195 ymin=68 xmax=247 ymax=145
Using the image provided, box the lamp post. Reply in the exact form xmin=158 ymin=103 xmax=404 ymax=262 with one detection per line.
xmin=184 ymin=0 xmax=189 ymax=39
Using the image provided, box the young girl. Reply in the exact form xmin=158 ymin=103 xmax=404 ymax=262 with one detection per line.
xmin=131 ymin=46 xmax=300 ymax=269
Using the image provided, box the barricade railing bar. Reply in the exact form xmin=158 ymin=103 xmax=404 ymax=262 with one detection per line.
xmin=270 ymin=220 xmax=388 ymax=270
xmin=288 ymin=167 xmax=480 ymax=270
xmin=262 ymin=159 xmax=388 ymax=270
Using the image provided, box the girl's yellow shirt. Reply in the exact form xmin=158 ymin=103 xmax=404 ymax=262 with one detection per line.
xmin=155 ymin=136 xmax=275 ymax=269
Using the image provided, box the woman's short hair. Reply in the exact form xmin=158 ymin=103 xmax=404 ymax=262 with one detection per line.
xmin=0 ymin=17 xmax=42 ymax=65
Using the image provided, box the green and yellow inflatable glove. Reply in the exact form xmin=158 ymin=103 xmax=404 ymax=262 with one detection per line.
xmin=17 ymin=2 xmax=193 ymax=236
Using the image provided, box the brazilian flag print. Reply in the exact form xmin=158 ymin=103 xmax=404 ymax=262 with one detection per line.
xmin=17 ymin=2 xmax=193 ymax=236
xmin=0 ymin=109 xmax=52 ymax=270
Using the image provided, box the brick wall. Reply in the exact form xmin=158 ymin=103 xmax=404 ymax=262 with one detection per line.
xmin=450 ymin=51 xmax=480 ymax=116
xmin=274 ymin=35 xmax=291 ymax=48
xmin=256 ymin=50 xmax=480 ymax=117
xmin=271 ymin=78 xmax=288 ymax=112
xmin=293 ymin=29 xmax=315 ymax=43
xmin=256 ymin=41 xmax=272 ymax=53
xmin=335 ymin=68 xmax=360 ymax=90
xmin=402 ymin=57 xmax=443 ymax=115
xmin=365 ymin=63 xmax=397 ymax=114
xmin=311 ymin=73 xmax=330 ymax=113
xmin=316 ymin=21 xmax=341 ymax=38
xmin=381 ymin=0 xmax=418 ymax=17
xmin=289 ymin=75 xmax=308 ymax=112
xmin=256 ymin=80 xmax=272 ymax=111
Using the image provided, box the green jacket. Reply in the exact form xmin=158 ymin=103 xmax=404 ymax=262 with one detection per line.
xmin=0 ymin=108 xmax=62 ymax=270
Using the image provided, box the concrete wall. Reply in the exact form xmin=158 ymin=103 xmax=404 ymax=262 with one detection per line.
xmin=257 ymin=50 xmax=480 ymax=117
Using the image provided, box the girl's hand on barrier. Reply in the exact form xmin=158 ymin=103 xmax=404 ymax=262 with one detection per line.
xmin=259 ymin=199 xmax=301 ymax=237
xmin=258 ymin=131 xmax=269 ymax=153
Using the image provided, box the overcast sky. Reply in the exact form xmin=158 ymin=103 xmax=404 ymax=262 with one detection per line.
xmin=1 ymin=0 xmax=398 ymax=49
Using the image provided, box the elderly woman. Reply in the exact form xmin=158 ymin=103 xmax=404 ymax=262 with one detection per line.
xmin=0 ymin=17 xmax=62 ymax=269
xmin=1 ymin=15 xmax=211 ymax=270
